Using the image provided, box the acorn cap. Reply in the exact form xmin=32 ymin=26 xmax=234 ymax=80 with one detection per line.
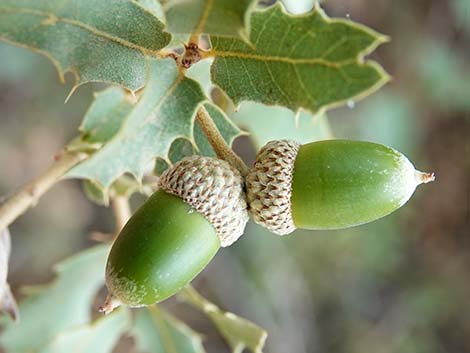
xmin=246 ymin=140 xmax=300 ymax=235
xmin=160 ymin=156 xmax=249 ymax=247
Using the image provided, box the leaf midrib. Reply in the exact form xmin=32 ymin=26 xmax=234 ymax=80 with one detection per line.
xmin=0 ymin=6 xmax=162 ymax=56
xmin=193 ymin=0 xmax=214 ymax=35
xmin=209 ymin=49 xmax=356 ymax=68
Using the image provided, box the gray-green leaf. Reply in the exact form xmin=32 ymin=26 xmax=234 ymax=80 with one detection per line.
xmin=163 ymin=0 xmax=255 ymax=39
xmin=210 ymin=3 xmax=389 ymax=113
xmin=155 ymin=102 xmax=245 ymax=175
xmin=179 ymin=286 xmax=267 ymax=353
xmin=137 ymin=0 xmax=165 ymax=21
xmin=0 ymin=0 xmax=171 ymax=91
xmin=66 ymin=58 xmax=207 ymax=189
xmin=0 ymin=245 xmax=108 ymax=353
xmin=132 ymin=306 xmax=206 ymax=353
xmin=79 ymin=87 xmax=134 ymax=145
xmin=38 ymin=309 xmax=130 ymax=353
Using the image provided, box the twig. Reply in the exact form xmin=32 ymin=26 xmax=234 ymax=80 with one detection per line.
xmin=0 ymin=151 xmax=88 ymax=231
xmin=196 ymin=106 xmax=250 ymax=176
xmin=111 ymin=196 xmax=132 ymax=234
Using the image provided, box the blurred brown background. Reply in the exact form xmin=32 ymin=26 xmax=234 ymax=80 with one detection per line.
xmin=0 ymin=0 xmax=469 ymax=352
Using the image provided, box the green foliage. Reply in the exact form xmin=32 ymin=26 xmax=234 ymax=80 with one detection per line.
xmin=82 ymin=176 xmax=147 ymax=206
xmin=66 ymin=63 xmax=243 ymax=189
xmin=38 ymin=309 xmax=130 ymax=353
xmin=132 ymin=306 xmax=206 ymax=353
xmin=79 ymin=87 xmax=134 ymax=145
xmin=0 ymin=243 xmax=265 ymax=352
xmin=0 ymin=0 xmax=389 ymax=180
xmin=210 ymin=3 xmax=389 ymax=113
xmin=137 ymin=0 xmax=165 ymax=20
xmin=0 ymin=245 xmax=109 ymax=352
xmin=0 ymin=0 xmax=171 ymax=91
xmin=155 ymin=102 xmax=245 ymax=175
xmin=163 ymin=0 xmax=254 ymax=39
xmin=180 ymin=286 xmax=267 ymax=353
xmin=66 ymin=58 xmax=206 ymax=188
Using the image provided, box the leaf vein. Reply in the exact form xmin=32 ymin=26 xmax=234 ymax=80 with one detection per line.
xmin=193 ymin=0 xmax=214 ymax=37
xmin=263 ymin=61 xmax=290 ymax=103
xmin=210 ymin=49 xmax=355 ymax=68
xmin=293 ymin=64 xmax=316 ymax=107
xmin=253 ymin=7 xmax=276 ymax=46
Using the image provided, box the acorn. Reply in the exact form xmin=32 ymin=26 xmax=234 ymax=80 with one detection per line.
xmin=246 ymin=140 xmax=434 ymax=235
xmin=101 ymin=156 xmax=248 ymax=313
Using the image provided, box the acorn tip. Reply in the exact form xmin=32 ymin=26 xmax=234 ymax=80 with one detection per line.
xmin=98 ymin=293 xmax=121 ymax=315
xmin=416 ymin=171 xmax=435 ymax=184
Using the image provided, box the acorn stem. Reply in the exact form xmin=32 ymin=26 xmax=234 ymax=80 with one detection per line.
xmin=196 ymin=106 xmax=250 ymax=176
xmin=111 ymin=196 xmax=132 ymax=235
xmin=415 ymin=171 xmax=435 ymax=185
xmin=99 ymin=293 xmax=122 ymax=315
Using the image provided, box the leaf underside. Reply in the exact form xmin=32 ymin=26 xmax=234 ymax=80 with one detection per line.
xmin=179 ymin=286 xmax=267 ymax=353
xmin=67 ymin=65 xmax=243 ymax=189
xmin=66 ymin=58 xmax=206 ymax=188
xmin=210 ymin=3 xmax=389 ymax=113
xmin=0 ymin=246 xmax=208 ymax=353
xmin=132 ymin=306 xmax=206 ymax=353
xmin=38 ymin=309 xmax=130 ymax=353
xmin=0 ymin=245 xmax=109 ymax=353
xmin=163 ymin=0 xmax=254 ymax=39
xmin=155 ymin=102 xmax=245 ymax=175
xmin=0 ymin=0 xmax=171 ymax=91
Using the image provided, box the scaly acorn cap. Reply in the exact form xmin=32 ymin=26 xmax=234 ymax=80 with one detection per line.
xmin=159 ymin=155 xmax=249 ymax=247
xmin=246 ymin=140 xmax=300 ymax=235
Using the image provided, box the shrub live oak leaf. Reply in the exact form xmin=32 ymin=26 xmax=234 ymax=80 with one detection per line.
xmin=0 ymin=0 xmax=171 ymax=91
xmin=155 ymin=102 xmax=246 ymax=175
xmin=209 ymin=3 xmax=390 ymax=113
xmin=179 ymin=286 xmax=267 ymax=353
xmin=78 ymin=87 xmax=134 ymax=146
xmin=163 ymin=0 xmax=255 ymax=40
xmin=132 ymin=306 xmax=206 ymax=353
xmin=0 ymin=245 xmax=109 ymax=353
xmin=66 ymin=58 xmax=207 ymax=189
xmin=66 ymin=70 xmax=243 ymax=190
xmin=37 ymin=309 xmax=130 ymax=353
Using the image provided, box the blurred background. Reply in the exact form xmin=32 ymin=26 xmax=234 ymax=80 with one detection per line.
xmin=0 ymin=0 xmax=468 ymax=352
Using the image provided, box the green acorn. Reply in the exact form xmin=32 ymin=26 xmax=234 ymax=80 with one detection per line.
xmin=246 ymin=140 xmax=434 ymax=235
xmin=101 ymin=156 xmax=248 ymax=313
